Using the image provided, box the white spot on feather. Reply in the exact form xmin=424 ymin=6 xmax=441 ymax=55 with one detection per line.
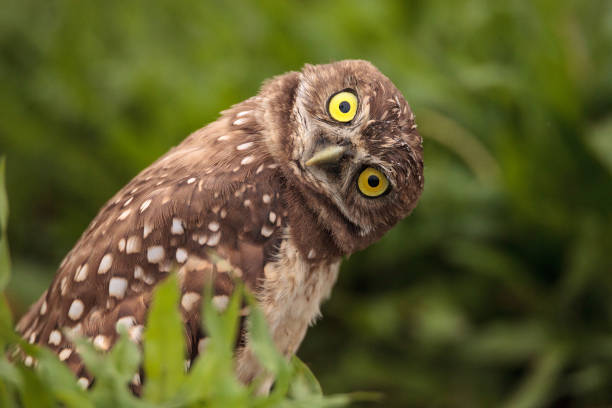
xmin=262 ymin=194 xmax=271 ymax=204
xmin=109 ymin=277 xmax=128 ymax=299
xmin=59 ymin=348 xmax=72 ymax=361
xmin=116 ymin=316 xmax=136 ymax=332
xmin=236 ymin=142 xmax=254 ymax=151
xmin=241 ymin=156 xmax=254 ymax=165
xmin=126 ymin=235 xmax=141 ymax=254
xmin=260 ymin=225 xmax=274 ymax=237
xmin=98 ymin=254 xmax=113 ymax=274
xmin=129 ymin=325 xmax=144 ymax=343
xmin=140 ymin=199 xmax=151 ymax=213
xmin=60 ymin=277 xmax=68 ymax=295
xmin=171 ymin=218 xmax=184 ymax=235
xmin=181 ymin=292 xmax=201 ymax=311
xmin=134 ymin=265 xmax=144 ymax=280
xmin=208 ymin=221 xmax=220 ymax=232
xmin=132 ymin=373 xmax=141 ymax=386
xmin=176 ymin=248 xmax=188 ymax=263
xmin=117 ymin=209 xmax=131 ymax=221
xmin=236 ymin=110 xmax=252 ymax=117
xmin=212 ymin=295 xmax=229 ymax=312
xmin=48 ymin=330 xmax=61 ymax=346
xmin=207 ymin=232 xmax=221 ymax=247
xmin=143 ymin=221 xmax=153 ymax=238
xmin=233 ymin=118 xmax=247 ymax=126
xmin=68 ymin=323 xmax=82 ymax=337
xmin=74 ymin=264 xmax=88 ymax=282
xmin=147 ymin=246 xmax=165 ymax=263
xmin=78 ymin=377 xmax=90 ymax=389
xmin=93 ymin=335 xmax=110 ymax=351
xmin=68 ymin=299 xmax=84 ymax=320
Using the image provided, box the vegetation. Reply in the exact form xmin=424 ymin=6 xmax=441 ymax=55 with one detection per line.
xmin=1 ymin=0 xmax=611 ymax=406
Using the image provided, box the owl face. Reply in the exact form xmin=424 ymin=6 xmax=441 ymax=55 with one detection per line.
xmin=269 ymin=60 xmax=423 ymax=253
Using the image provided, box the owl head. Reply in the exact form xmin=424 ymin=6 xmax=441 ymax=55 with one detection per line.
xmin=261 ymin=60 xmax=424 ymax=255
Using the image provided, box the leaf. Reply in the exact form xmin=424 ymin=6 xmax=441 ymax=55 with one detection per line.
xmin=202 ymin=281 xmax=242 ymax=349
xmin=0 ymin=157 xmax=8 ymax=234
xmin=0 ymin=379 xmax=18 ymax=408
xmin=142 ymin=274 xmax=186 ymax=402
xmin=74 ymin=335 xmax=144 ymax=408
xmin=0 ymin=294 xmax=16 ymax=347
xmin=179 ymin=284 xmax=247 ymax=405
xmin=288 ymin=356 xmax=323 ymax=398
xmin=35 ymin=347 xmax=94 ymax=408
xmin=19 ymin=365 xmax=56 ymax=408
xmin=244 ymin=290 xmax=291 ymax=401
xmin=0 ymin=357 xmax=22 ymax=389
xmin=502 ymin=344 xmax=568 ymax=408
xmin=0 ymin=157 xmax=10 ymax=290
xmin=586 ymin=116 xmax=612 ymax=176
xmin=108 ymin=327 xmax=142 ymax=384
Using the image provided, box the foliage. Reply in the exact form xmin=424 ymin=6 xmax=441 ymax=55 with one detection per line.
xmin=1 ymin=0 xmax=612 ymax=406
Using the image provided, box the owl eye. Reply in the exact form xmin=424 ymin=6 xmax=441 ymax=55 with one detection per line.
xmin=357 ymin=167 xmax=389 ymax=198
xmin=327 ymin=91 xmax=358 ymax=122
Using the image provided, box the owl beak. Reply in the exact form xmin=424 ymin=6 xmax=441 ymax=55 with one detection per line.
xmin=305 ymin=145 xmax=347 ymax=167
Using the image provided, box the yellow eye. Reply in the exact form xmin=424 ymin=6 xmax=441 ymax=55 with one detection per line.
xmin=327 ymin=91 xmax=358 ymax=122
xmin=357 ymin=167 xmax=389 ymax=198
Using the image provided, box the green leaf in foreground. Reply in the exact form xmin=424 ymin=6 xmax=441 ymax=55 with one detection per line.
xmin=178 ymin=283 xmax=248 ymax=406
xmin=244 ymin=290 xmax=291 ymax=402
xmin=289 ymin=356 xmax=323 ymax=399
xmin=143 ymin=274 xmax=186 ymax=402
xmin=0 ymin=156 xmax=11 ymax=291
xmin=74 ymin=332 xmax=142 ymax=407
xmin=34 ymin=347 xmax=94 ymax=408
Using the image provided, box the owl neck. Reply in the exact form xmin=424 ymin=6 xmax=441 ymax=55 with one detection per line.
xmin=281 ymin=184 xmax=343 ymax=261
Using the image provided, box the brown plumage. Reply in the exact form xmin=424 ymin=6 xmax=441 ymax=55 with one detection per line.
xmin=16 ymin=60 xmax=424 ymax=392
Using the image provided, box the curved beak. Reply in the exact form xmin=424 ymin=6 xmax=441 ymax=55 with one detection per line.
xmin=305 ymin=145 xmax=347 ymax=167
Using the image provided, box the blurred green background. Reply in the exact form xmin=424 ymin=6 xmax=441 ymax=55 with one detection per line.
xmin=1 ymin=0 xmax=612 ymax=406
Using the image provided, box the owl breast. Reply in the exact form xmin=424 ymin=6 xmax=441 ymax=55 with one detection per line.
xmin=237 ymin=231 xmax=341 ymax=385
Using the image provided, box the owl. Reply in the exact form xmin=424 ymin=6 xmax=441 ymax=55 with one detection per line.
xmin=16 ymin=60 xmax=424 ymax=392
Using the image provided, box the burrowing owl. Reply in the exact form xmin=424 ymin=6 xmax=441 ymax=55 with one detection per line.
xmin=16 ymin=60 xmax=424 ymax=391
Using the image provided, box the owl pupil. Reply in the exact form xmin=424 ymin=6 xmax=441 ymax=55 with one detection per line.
xmin=367 ymin=175 xmax=379 ymax=187
xmin=339 ymin=101 xmax=351 ymax=113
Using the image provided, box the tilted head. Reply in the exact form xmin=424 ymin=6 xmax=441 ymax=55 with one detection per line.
xmin=261 ymin=60 xmax=424 ymax=255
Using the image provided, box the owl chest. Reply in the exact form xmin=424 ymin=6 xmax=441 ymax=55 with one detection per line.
xmin=259 ymin=240 xmax=341 ymax=356
xmin=236 ymin=236 xmax=340 ymax=385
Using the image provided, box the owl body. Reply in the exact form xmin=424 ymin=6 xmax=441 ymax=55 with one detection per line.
xmin=17 ymin=60 xmax=423 ymax=391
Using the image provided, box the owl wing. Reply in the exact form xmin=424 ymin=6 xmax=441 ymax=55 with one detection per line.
xmin=16 ymin=104 xmax=286 ymax=388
